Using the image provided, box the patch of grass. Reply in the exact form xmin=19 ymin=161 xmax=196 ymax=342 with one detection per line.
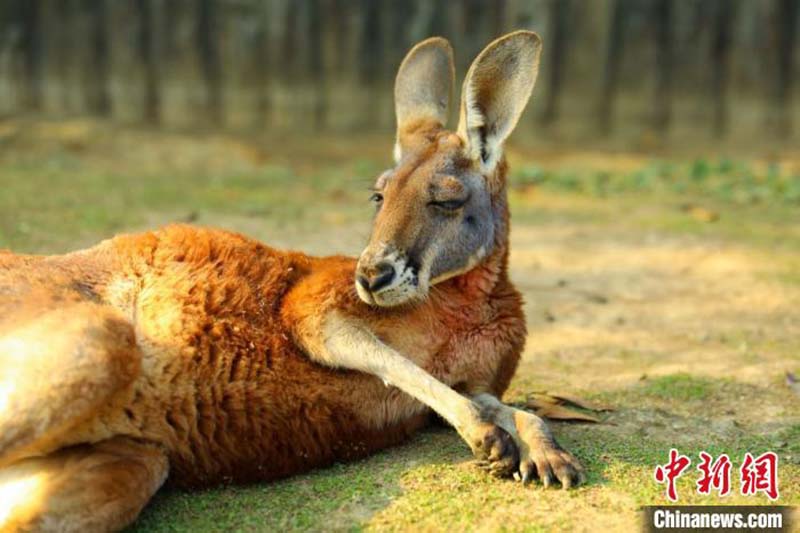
xmin=560 ymin=418 xmax=800 ymax=506
xmin=131 ymin=430 xmax=460 ymax=533
xmin=131 ymin=414 xmax=800 ymax=532
xmin=771 ymin=266 xmax=800 ymax=287
xmin=512 ymin=158 xmax=800 ymax=206
xmin=637 ymin=374 xmax=716 ymax=402
xmin=0 ymin=160 xmax=375 ymax=253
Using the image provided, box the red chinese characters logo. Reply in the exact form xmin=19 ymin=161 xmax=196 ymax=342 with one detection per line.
xmin=654 ymin=448 xmax=692 ymax=502
xmin=696 ymin=451 xmax=732 ymax=496
xmin=655 ymin=450 xmax=780 ymax=501
xmin=740 ymin=452 xmax=779 ymax=500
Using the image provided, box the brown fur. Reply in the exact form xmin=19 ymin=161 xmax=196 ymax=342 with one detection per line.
xmin=0 ymin=31 xmax=584 ymax=532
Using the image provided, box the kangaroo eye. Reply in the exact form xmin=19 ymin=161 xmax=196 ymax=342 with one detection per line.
xmin=430 ymin=199 xmax=466 ymax=211
xmin=370 ymin=193 xmax=384 ymax=204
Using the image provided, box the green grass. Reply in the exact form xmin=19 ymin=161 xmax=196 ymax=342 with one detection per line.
xmin=512 ymin=157 xmax=800 ymax=205
xmin=131 ymin=430 xmax=457 ymax=533
xmin=509 ymin=159 xmax=800 ymax=252
xmin=131 ymin=418 xmax=800 ymax=532
xmin=637 ymin=374 xmax=716 ymax=402
xmin=0 ymin=158 xmax=375 ymax=253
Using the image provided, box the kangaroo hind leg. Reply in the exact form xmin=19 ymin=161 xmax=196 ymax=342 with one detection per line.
xmin=0 ymin=303 xmax=140 ymax=466
xmin=0 ymin=437 xmax=168 ymax=533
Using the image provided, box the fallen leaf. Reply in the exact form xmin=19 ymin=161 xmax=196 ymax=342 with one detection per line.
xmin=525 ymin=399 xmax=600 ymax=423
xmin=515 ymin=392 xmax=614 ymax=423
xmin=545 ymin=392 xmax=615 ymax=412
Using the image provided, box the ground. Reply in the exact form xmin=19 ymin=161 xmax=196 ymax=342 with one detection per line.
xmin=0 ymin=119 xmax=798 ymax=532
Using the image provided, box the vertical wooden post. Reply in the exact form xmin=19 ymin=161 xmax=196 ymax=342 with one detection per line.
xmin=197 ymin=0 xmax=222 ymax=126
xmin=774 ymin=0 xmax=798 ymax=137
xmin=490 ymin=0 xmax=507 ymax=37
xmin=540 ymin=0 xmax=570 ymax=127
xmin=253 ymin=3 xmax=270 ymax=128
xmin=48 ymin=0 xmax=75 ymax=111
xmin=598 ymin=0 xmax=626 ymax=133
xmin=652 ymin=0 xmax=673 ymax=133
xmin=282 ymin=0 xmax=299 ymax=83
xmin=308 ymin=0 xmax=326 ymax=129
xmin=429 ymin=0 xmax=448 ymax=38
xmin=710 ymin=0 xmax=733 ymax=138
xmin=19 ymin=0 xmax=43 ymax=111
xmin=137 ymin=0 xmax=160 ymax=124
xmin=359 ymin=0 xmax=382 ymax=127
xmin=86 ymin=0 xmax=110 ymax=116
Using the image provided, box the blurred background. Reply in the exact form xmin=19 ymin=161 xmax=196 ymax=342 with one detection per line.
xmin=1 ymin=2 xmax=799 ymax=531
xmin=0 ymin=0 xmax=798 ymax=148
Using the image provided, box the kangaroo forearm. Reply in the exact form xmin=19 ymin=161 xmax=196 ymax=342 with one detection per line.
xmin=320 ymin=313 xmax=479 ymax=438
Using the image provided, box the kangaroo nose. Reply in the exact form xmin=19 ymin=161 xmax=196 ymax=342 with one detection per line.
xmin=357 ymin=262 xmax=396 ymax=293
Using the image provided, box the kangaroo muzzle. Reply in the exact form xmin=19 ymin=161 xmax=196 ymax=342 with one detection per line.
xmin=355 ymin=246 xmax=421 ymax=307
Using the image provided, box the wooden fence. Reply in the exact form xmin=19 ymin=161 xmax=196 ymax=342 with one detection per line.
xmin=0 ymin=0 xmax=798 ymax=145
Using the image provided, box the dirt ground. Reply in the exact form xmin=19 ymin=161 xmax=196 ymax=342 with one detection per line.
xmin=0 ymin=119 xmax=797 ymax=532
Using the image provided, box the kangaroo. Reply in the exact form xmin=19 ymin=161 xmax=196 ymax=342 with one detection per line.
xmin=0 ymin=31 xmax=583 ymax=532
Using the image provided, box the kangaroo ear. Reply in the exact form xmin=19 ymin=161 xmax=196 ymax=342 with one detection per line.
xmin=394 ymin=37 xmax=455 ymax=162
xmin=457 ymin=31 xmax=542 ymax=175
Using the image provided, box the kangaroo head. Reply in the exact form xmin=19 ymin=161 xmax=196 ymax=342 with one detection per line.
xmin=356 ymin=31 xmax=542 ymax=308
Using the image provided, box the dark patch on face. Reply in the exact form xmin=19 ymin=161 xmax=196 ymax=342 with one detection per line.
xmin=404 ymin=219 xmax=435 ymax=279
xmin=405 ymin=253 xmax=422 ymax=277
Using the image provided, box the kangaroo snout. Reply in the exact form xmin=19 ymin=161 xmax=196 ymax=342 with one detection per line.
xmin=356 ymin=261 xmax=396 ymax=294
xmin=355 ymin=247 xmax=421 ymax=307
